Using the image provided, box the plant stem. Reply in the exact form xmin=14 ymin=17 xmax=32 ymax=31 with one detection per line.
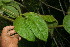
xmin=0 ymin=14 xmax=14 ymax=22
xmin=48 ymin=25 xmax=63 ymax=28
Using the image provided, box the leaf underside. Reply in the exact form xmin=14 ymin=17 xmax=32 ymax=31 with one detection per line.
xmin=2 ymin=6 xmax=20 ymax=18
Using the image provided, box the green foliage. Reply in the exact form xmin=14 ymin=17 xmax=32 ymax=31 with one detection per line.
xmin=13 ymin=16 xmax=35 ymax=41
xmin=40 ymin=15 xmax=57 ymax=22
xmin=2 ymin=6 xmax=20 ymax=18
xmin=7 ymin=1 xmax=21 ymax=14
xmin=63 ymin=14 xmax=70 ymax=34
xmin=23 ymin=12 xmax=48 ymax=41
xmin=0 ymin=0 xmax=21 ymax=18
xmin=0 ymin=1 xmax=3 ymax=6
xmin=0 ymin=0 xmax=70 ymax=47
xmin=40 ymin=15 xmax=58 ymax=35
xmin=13 ymin=12 xmax=48 ymax=41
xmin=2 ymin=0 xmax=12 ymax=3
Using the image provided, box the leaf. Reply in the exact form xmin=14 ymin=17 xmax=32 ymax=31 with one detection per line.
xmin=63 ymin=15 xmax=70 ymax=34
xmin=23 ymin=12 xmax=48 ymax=41
xmin=13 ymin=16 xmax=35 ymax=41
xmin=40 ymin=15 xmax=57 ymax=22
xmin=40 ymin=15 xmax=58 ymax=35
xmin=14 ymin=12 xmax=48 ymax=41
xmin=7 ymin=1 xmax=21 ymax=14
xmin=2 ymin=6 xmax=20 ymax=18
xmin=0 ymin=1 xmax=3 ymax=6
xmin=2 ymin=0 xmax=12 ymax=3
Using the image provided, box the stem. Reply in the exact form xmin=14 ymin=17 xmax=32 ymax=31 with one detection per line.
xmin=48 ymin=25 xmax=63 ymax=28
xmin=40 ymin=1 xmax=66 ymax=13
xmin=0 ymin=14 xmax=14 ymax=22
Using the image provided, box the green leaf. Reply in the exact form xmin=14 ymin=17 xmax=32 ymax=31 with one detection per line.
xmin=2 ymin=0 xmax=12 ymax=3
xmin=40 ymin=15 xmax=58 ymax=35
xmin=0 ymin=1 xmax=3 ymax=6
xmin=14 ymin=12 xmax=48 ymax=41
xmin=23 ymin=12 xmax=48 ymax=41
xmin=13 ymin=16 xmax=35 ymax=41
xmin=63 ymin=15 xmax=70 ymax=34
xmin=2 ymin=6 xmax=20 ymax=18
xmin=40 ymin=15 xmax=57 ymax=22
xmin=7 ymin=1 xmax=21 ymax=14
